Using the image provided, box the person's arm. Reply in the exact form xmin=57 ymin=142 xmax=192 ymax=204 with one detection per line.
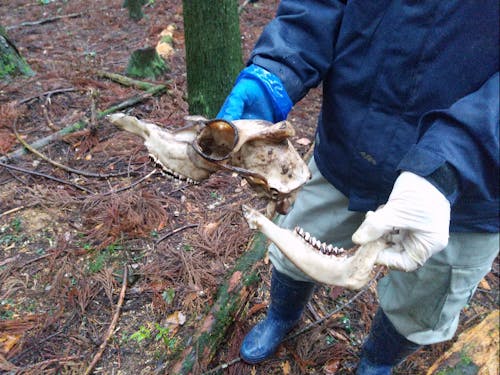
xmin=353 ymin=73 xmax=499 ymax=271
xmin=250 ymin=0 xmax=346 ymax=103
xmin=218 ymin=0 xmax=345 ymax=121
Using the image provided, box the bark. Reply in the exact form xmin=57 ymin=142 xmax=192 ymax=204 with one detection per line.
xmin=0 ymin=25 xmax=34 ymax=79
xmin=427 ymin=309 xmax=499 ymax=375
xmin=171 ymin=231 xmax=269 ymax=374
xmin=182 ymin=0 xmax=243 ymax=118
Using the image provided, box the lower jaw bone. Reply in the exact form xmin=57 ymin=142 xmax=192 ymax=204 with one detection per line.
xmin=241 ymin=205 xmax=386 ymax=289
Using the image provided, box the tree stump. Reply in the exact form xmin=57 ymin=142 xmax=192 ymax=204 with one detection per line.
xmin=0 ymin=26 xmax=34 ymax=79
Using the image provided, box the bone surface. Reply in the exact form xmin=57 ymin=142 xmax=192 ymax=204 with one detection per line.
xmin=108 ymin=113 xmax=311 ymax=213
xmin=241 ymin=205 xmax=386 ymax=289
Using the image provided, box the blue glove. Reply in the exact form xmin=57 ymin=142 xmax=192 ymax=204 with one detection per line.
xmin=217 ymin=64 xmax=293 ymax=122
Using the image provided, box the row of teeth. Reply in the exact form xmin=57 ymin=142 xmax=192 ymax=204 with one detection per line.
xmin=294 ymin=226 xmax=345 ymax=256
xmin=149 ymin=154 xmax=197 ymax=184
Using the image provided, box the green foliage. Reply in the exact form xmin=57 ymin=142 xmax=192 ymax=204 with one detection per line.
xmin=154 ymin=323 xmax=177 ymax=350
xmin=129 ymin=325 xmax=152 ymax=343
xmin=162 ymin=288 xmax=175 ymax=305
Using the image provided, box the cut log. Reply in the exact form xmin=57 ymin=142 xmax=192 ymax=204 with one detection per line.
xmin=427 ymin=309 xmax=499 ymax=375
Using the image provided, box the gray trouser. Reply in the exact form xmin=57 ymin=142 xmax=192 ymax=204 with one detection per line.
xmin=269 ymin=158 xmax=499 ymax=345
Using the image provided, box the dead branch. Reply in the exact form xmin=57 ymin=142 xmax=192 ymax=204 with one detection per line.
xmin=0 ymin=83 xmax=167 ymax=163
xmin=12 ymin=121 xmax=128 ymax=179
xmin=0 ymin=120 xmax=88 ymax=163
xmin=0 ymin=161 xmax=94 ymax=193
xmin=155 ymin=223 xmax=199 ymax=244
xmin=98 ymin=168 xmax=158 ymax=197
xmin=14 ymin=355 xmax=82 ymax=373
xmin=18 ymin=88 xmax=76 ymax=105
xmin=6 ymin=12 xmax=83 ymax=30
xmin=99 ymin=83 xmax=168 ymax=117
xmin=97 ymin=70 xmax=159 ymax=90
xmin=84 ymin=265 xmax=128 ymax=375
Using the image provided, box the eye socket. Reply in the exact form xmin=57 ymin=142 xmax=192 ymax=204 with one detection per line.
xmin=193 ymin=119 xmax=239 ymax=161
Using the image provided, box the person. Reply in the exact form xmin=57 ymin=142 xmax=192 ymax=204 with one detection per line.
xmin=216 ymin=1 xmax=499 ymax=373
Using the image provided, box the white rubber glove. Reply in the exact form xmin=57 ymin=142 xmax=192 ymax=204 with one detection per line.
xmin=352 ymin=171 xmax=451 ymax=272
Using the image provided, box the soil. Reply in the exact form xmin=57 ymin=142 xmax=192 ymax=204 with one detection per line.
xmin=0 ymin=1 xmax=498 ymax=375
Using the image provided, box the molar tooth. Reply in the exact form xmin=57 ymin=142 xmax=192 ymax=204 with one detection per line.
xmin=304 ymin=232 xmax=310 ymax=241
xmin=298 ymin=227 xmax=305 ymax=236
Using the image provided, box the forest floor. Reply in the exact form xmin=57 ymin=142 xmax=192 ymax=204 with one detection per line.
xmin=0 ymin=1 xmax=498 ymax=374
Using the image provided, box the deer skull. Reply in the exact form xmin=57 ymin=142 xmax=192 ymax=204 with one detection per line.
xmin=108 ymin=113 xmax=311 ymax=212
xmin=241 ymin=205 xmax=387 ymax=289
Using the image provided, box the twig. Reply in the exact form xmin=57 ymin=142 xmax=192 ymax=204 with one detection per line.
xmin=12 ymin=121 xmax=126 ymax=179
xmin=0 ymin=255 xmax=20 ymax=267
xmin=155 ymin=224 xmax=199 ymax=244
xmin=238 ymin=0 xmax=252 ymax=14
xmin=6 ymin=12 xmax=83 ymax=30
xmin=84 ymin=265 xmax=128 ymax=375
xmin=286 ymin=271 xmax=381 ymax=341
xmin=0 ymin=161 xmax=94 ymax=194
xmin=15 ymin=355 xmax=81 ymax=371
xmin=98 ymin=168 xmax=158 ymax=196
xmin=1 ymin=83 xmax=167 ymax=163
xmin=18 ymin=88 xmax=76 ymax=105
xmin=0 ymin=120 xmax=88 ymax=163
xmin=98 ymin=83 xmax=167 ymax=117
xmin=0 ymin=206 xmax=25 ymax=219
xmin=41 ymin=104 xmax=59 ymax=131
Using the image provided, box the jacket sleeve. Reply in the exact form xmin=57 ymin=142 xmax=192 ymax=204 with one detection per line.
xmin=397 ymin=72 xmax=499 ymax=207
xmin=249 ymin=0 xmax=346 ymax=103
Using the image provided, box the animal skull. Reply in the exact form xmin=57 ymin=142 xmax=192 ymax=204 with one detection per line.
xmin=241 ymin=205 xmax=387 ymax=289
xmin=108 ymin=113 xmax=311 ymax=212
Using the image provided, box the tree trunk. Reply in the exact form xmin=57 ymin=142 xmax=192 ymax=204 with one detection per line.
xmin=0 ymin=26 xmax=34 ymax=79
xmin=182 ymin=0 xmax=243 ymax=118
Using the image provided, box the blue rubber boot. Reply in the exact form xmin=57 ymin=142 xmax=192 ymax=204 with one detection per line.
xmin=240 ymin=269 xmax=315 ymax=364
xmin=356 ymin=309 xmax=421 ymax=375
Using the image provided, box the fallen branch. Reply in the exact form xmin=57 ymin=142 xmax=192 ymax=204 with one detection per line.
xmin=155 ymin=223 xmax=199 ymax=244
xmin=97 ymin=70 xmax=160 ymax=90
xmin=0 ymin=161 xmax=94 ymax=193
xmin=12 ymin=120 xmax=127 ymax=179
xmin=6 ymin=12 xmax=83 ymax=30
xmin=84 ymin=265 xmax=128 ymax=375
xmin=18 ymin=87 xmax=76 ymax=105
xmin=14 ymin=355 xmax=81 ymax=372
xmin=0 ymin=83 xmax=167 ymax=163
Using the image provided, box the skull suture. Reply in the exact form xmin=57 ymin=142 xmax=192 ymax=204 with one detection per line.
xmin=107 ymin=113 xmax=311 ymax=213
xmin=241 ymin=205 xmax=388 ymax=289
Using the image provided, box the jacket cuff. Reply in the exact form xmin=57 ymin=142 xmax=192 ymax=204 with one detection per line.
xmin=398 ymin=146 xmax=460 ymax=204
xmin=236 ymin=64 xmax=293 ymax=122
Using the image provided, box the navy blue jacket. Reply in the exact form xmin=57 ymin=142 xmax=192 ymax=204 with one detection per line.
xmin=250 ymin=0 xmax=499 ymax=232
